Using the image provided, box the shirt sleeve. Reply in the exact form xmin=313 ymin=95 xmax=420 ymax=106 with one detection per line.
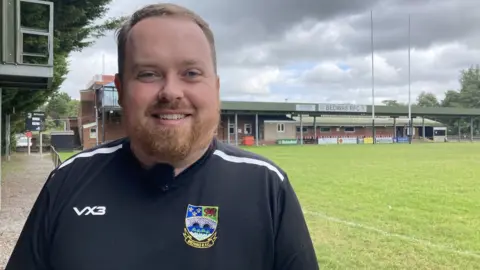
xmin=5 ymin=171 xmax=55 ymax=270
xmin=273 ymin=175 xmax=319 ymax=270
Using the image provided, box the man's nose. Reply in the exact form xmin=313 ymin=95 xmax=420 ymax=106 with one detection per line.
xmin=158 ymin=75 xmax=184 ymax=101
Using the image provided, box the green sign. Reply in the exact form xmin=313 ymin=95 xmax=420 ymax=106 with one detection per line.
xmin=277 ymin=139 xmax=298 ymax=145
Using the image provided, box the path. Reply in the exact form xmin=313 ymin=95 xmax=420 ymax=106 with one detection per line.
xmin=0 ymin=153 xmax=53 ymax=269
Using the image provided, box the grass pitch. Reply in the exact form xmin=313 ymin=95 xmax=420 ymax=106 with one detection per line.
xmin=60 ymin=143 xmax=480 ymax=268
xmin=246 ymin=143 xmax=480 ymax=269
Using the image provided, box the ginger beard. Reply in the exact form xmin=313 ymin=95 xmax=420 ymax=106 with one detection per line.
xmin=127 ymin=100 xmax=219 ymax=164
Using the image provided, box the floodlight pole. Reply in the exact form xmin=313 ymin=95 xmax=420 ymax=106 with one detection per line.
xmin=371 ymin=10 xmax=376 ymax=143
xmin=408 ymin=14 xmax=412 ymax=144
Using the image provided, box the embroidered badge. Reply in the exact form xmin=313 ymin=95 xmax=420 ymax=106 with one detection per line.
xmin=183 ymin=204 xmax=219 ymax=248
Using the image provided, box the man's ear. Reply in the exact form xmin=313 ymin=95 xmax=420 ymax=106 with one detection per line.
xmin=114 ymin=73 xmax=123 ymax=108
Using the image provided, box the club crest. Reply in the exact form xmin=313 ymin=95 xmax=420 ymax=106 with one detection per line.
xmin=183 ymin=204 xmax=219 ymax=248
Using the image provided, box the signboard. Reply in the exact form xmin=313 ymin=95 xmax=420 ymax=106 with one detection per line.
xmin=318 ymin=103 xmax=367 ymax=113
xmin=276 ymin=139 xmax=298 ymax=145
xmin=338 ymin=137 xmax=357 ymax=144
xmin=25 ymin=131 xmax=32 ymax=138
xmin=318 ymin=138 xmax=338 ymax=145
xmin=364 ymin=137 xmax=374 ymax=144
xmin=25 ymin=111 xmax=45 ymax=131
xmin=376 ymin=137 xmax=394 ymax=144
xmin=396 ymin=137 xmax=409 ymax=143
xmin=295 ymin=104 xmax=316 ymax=111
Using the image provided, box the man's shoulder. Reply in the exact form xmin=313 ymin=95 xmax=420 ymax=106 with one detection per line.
xmin=213 ymin=141 xmax=287 ymax=182
xmin=56 ymin=138 xmax=126 ymax=172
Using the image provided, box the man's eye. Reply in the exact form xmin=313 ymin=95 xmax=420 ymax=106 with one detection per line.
xmin=185 ymin=70 xmax=200 ymax=78
xmin=138 ymin=72 xmax=156 ymax=78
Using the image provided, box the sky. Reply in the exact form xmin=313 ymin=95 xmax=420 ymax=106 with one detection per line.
xmin=60 ymin=0 xmax=480 ymax=105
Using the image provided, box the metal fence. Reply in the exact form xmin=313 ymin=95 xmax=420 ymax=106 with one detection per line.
xmin=50 ymin=145 xmax=62 ymax=168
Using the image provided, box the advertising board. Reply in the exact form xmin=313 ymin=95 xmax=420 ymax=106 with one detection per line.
xmin=318 ymin=138 xmax=338 ymax=145
xmin=337 ymin=137 xmax=357 ymax=144
xmin=376 ymin=137 xmax=394 ymax=144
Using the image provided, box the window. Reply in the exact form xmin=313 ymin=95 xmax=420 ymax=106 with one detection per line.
xmin=244 ymin=124 xmax=252 ymax=135
xmin=277 ymin=123 xmax=285 ymax=133
xmin=434 ymin=130 xmax=446 ymax=136
xmin=344 ymin=127 xmax=355 ymax=132
xmin=89 ymin=128 xmax=97 ymax=139
xmin=229 ymin=124 xmax=235 ymax=135
xmin=319 ymin=127 xmax=331 ymax=132
xmin=296 ymin=126 xmax=308 ymax=133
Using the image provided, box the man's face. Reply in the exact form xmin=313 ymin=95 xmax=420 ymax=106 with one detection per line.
xmin=115 ymin=16 xmax=220 ymax=164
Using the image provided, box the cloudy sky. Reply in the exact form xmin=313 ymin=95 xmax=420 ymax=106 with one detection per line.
xmin=61 ymin=0 xmax=480 ymax=105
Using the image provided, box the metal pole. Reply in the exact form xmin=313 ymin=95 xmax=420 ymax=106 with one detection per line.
xmin=227 ymin=116 xmax=231 ymax=144
xmin=300 ymin=114 xmax=303 ymax=145
xmin=5 ymin=114 xmax=10 ymax=161
xmin=422 ymin=116 xmax=426 ymax=141
xmin=102 ymin=107 xmax=105 ymax=143
xmin=234 ymin=113 xmax=238 ymax=146
xmin=39 ymin=131 xmax=43 ymax=156
xmin=408 ymin=14 xmax=412 ymax=144
xmin=458 ymin=119 xmax=461 ymax=142
xmin=470 ymin=117 xmax=474 ymax=142
xmin=371 ymin=10 xmax=376 ymax=144
xmin=0 ymin=88 xmax=2 ymax=210
xmin=255 ymin=113 xmax=259 ymax=146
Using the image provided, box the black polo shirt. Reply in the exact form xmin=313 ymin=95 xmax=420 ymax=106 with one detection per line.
xmin=6 ymin=138 xmax=319 ymax=270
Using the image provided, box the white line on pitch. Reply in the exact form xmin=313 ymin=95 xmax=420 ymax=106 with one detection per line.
xmin=304 ymin=210 xmax=480 ymax=259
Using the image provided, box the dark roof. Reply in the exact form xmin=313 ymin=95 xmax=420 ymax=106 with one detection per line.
xmin=220 ymin=101 xmax=480 ymax=117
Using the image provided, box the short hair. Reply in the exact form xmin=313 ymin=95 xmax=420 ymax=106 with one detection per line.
xmin=115 ymin=3 xmax=217 ymax=77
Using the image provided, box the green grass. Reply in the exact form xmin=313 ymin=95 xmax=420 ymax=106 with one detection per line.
xmin=58 ymin=151 xmax=78 ymax=161
xmin=57 ymin=143 xmax=480 ymax=268
xmin=245 ymin=144 xmax=480 ymax=269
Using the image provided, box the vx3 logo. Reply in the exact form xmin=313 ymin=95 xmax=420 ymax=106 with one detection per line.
xmin=73 ymin=206 xmax=107 ymax=216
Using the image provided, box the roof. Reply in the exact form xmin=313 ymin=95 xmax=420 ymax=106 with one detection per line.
xmin=97 ymin=99 xmax=480 ymax=117
xmin=264 ymin=116 xmax=445 ymax=127
xmin=82 ymin=122 xmax=97 ymax=129
xmin=220 ymin=101 xmax=480 ymax=117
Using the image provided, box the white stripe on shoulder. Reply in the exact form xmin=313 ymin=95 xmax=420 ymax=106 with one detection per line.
xmin=213 ymin=150 xmax=284 ymax=181
xmin=58 ymin=143 xmax=123 ymax=169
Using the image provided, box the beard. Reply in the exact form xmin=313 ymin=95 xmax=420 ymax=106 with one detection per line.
xmin=127 ymin=104 xmax=219 ymax=165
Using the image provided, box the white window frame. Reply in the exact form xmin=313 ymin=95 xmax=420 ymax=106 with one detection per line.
xmin=319 ymin=127 xmax=331 ymax=133
xmin=296 ymin=126 xmax=308 ymax=133
xmin=228 ymin=124 xmax=235 ymax=135
xmin=244 ymin=123 xmax=252 ymax=135
xmin=89 ymin=128 xmax=97 ymax=139
xmin=277 ymin=123 xmax=285 ymax=133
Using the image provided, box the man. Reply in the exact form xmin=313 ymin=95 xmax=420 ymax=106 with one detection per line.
xmin=6 ymin=3 xmax=318 ymax=270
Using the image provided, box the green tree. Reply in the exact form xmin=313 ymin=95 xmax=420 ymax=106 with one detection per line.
xmin=457 ymin=66 xmax=480 ymax=108
xmin=2 ymin=0 xmax=126 ymax=154
xmin=416 ymin=91 xmax=439 ymax=107
xmin=46 ymin=92 xmax=71 ymax=120
xmin=381 ymin=100 xmax=403 ymax=106
xmin=441 ymin=90 xmax=462 ymax=107
xmin=67 ymin=99 xmax=80 ymax=117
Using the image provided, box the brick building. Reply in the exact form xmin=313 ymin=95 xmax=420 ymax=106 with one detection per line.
xmin=77 ymin=75 xmax=447 ymax=149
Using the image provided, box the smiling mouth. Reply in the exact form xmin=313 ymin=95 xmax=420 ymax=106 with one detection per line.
xmin=151 ymin=114 xmax=191 ymax=120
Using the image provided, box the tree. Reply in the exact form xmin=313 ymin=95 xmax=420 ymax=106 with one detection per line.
xmin=381 ymin=100 xmax=403 ymax=106
xmin=457 ymin=66 xmax=480 ymax=108
xmin=2 ymin=0 xmax=126 ymax=154
xmin=2 ymin=0 xmax=126 ymax=124
xmin=46 ymin=92 xmax=71 ymax=120
xmin=416 ymin=91 xmax=439 ymax=107
xmin=441 ymin=90 xmax=462 ymax=107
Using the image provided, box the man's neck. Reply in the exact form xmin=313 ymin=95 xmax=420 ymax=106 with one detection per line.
xmin=130 ymin=143 xmax=210 ymax=176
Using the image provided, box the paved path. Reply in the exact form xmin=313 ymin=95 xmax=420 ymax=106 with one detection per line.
xmin=0 ymin=153 xmax=53 ymax=269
